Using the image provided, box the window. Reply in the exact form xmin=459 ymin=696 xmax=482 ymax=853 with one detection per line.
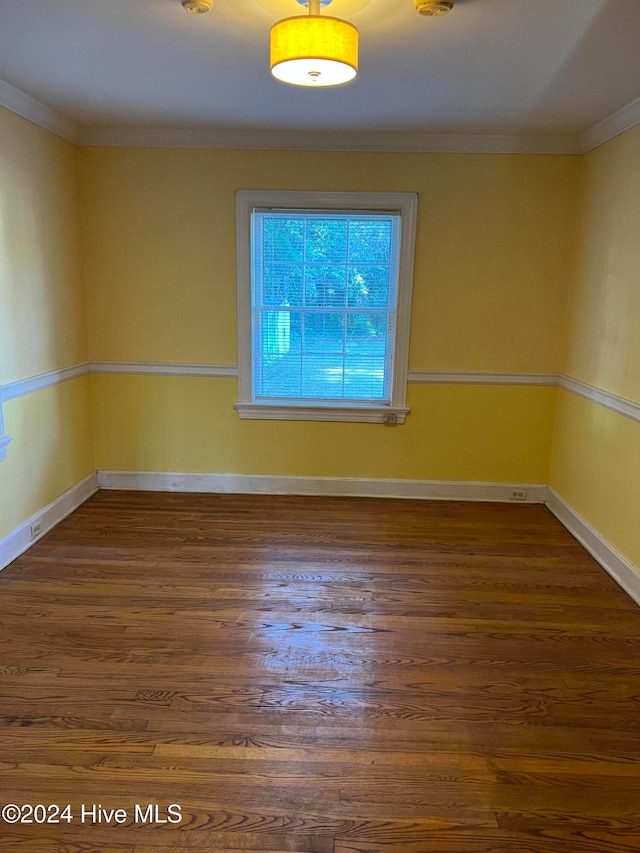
xmin=235 ymin=191 xmax=417 ymax=423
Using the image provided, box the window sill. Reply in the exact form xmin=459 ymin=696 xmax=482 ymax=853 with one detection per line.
xmin=0 ymin=434 xmax=13 ymax=461
xmin=234 ymin=403 xmax=409 ymax=424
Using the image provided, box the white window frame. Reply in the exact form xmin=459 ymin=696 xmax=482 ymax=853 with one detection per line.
xmin=235 ymin=190 xmax=418 ymax=424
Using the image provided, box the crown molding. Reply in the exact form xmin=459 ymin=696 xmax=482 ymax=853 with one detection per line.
xmin=580 ymin=95 xmax=640 ymax=153
xmin=78 ymin=125 xmax=581 ymax=155
xmin=0 ymin=78 xmax=78 ymax=143
xmin=3 ymin=72 xmax=640 ymax=156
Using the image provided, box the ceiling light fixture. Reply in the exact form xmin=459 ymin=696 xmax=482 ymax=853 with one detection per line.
xmin=270 ymin=0 xmax=359 ymax=88
xmin=181 ymin=0 xmax=213 ymax=13
xmin=414 ymin=0 xmax=455 ymax=15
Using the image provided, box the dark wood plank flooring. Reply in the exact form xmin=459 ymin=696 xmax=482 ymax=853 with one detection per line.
xmin=1 ymin=491 xmax=639 ymax=852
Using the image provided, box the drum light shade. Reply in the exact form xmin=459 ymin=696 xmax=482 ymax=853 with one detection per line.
xmin=270 ymin=16 xmax=358 ymax=87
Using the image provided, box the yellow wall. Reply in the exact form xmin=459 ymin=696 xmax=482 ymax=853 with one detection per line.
xmin=0 ymin=378 xmax=94 ymax=538
xmin=92 ymin=375 xmax=555 ymax=484
xmin=562 ymin=125 xmax=640 ymax=402
xmin=0 ymin=108 xmax=93 ymax=539
xmin=550 ymin=390 xmax=640 ymax=568
xmin=79 ymin=148 xmax=579 ymax=373
xmin=0 ymin=108 xmax=87 ymax=383
xmin=550 ymin=125 xmax=640 ymax=570
xmin=78 ymin=147 xmax=577 ymax=484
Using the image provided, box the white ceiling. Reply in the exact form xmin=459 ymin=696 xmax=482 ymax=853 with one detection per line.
xmin=0 ymin=0 xmax=639 ymax=139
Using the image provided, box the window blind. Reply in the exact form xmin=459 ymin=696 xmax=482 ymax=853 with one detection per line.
xmin=251 ymin=211 xmax=400 ymax=405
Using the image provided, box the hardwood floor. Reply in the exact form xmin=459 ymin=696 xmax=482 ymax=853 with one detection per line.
xmin=1 ymin=490 xmax=639 ymax=852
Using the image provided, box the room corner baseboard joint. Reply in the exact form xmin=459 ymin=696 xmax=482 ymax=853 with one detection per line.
xmin=0 ymin=472 xmax=99 ymax=571
xmin=545 ymin=488 xmax=640 ymax=608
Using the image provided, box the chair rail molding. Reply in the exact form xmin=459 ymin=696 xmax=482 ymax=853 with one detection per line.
xmin=0 ymin=387 xmax=12 ymax=461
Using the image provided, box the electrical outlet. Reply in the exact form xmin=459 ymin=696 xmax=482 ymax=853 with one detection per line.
xmin=510 ymin=489 xmax=527 ymax=502
xmin=30 ymin=520 xmax=42 ymax=539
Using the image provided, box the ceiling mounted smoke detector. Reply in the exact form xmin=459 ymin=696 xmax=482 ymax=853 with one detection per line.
xmin=181 ymin=0 xmax=213 ymax=13
xmin=414 ymin=0 xmax=455 ymax=16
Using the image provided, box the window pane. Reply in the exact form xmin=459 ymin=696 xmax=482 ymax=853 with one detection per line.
xmin=303 ymin=312 xmax=344 ymax=353
xmin=346 ymin=312 xmax=389 ymax=354
xmin=304 ymin=264 xmax=347 ymax=307
xmin=348 ymin=219 xmax=392 ymax=264
xmin=301 ymin=353 xmax=346 ymax=398
xmin=263 ymin=263 xmax=303 ymax=307
xmin=347 ymin=265 xmax=391 ymax=308
xmin=305 ymin=219 xmax=348 ymax=263
xmin=263 ymin=217 xmax=304 ymax=262
xmin=346 ymin=313 xmax=392 ymax=400
xmin=260 ymin=358 xmax=301 ymax=398
xmin=257 ymin=311 xmax=301 ymax=397
xmin=261 ymin=309 xmax=292 ymax=357
xmin=344 ymin=355 xmax=386 ymax=399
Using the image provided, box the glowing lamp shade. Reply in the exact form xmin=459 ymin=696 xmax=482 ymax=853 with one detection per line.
xmin=270 ymin=16 xmax=358 ymax=87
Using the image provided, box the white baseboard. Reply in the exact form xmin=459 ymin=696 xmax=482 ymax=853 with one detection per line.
xmin=546 ymin=488 xmax=640 ymax=608
xmin=0 ymin=472 xmax=99 ymax=572
xmin=97 ymin=470 xmax=548 ymax=503
xmin=2 ymin=469 xmax=638 ymax=610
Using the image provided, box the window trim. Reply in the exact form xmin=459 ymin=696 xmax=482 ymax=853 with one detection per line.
xmin=235 ymin=190 xmax=418 ymax=424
